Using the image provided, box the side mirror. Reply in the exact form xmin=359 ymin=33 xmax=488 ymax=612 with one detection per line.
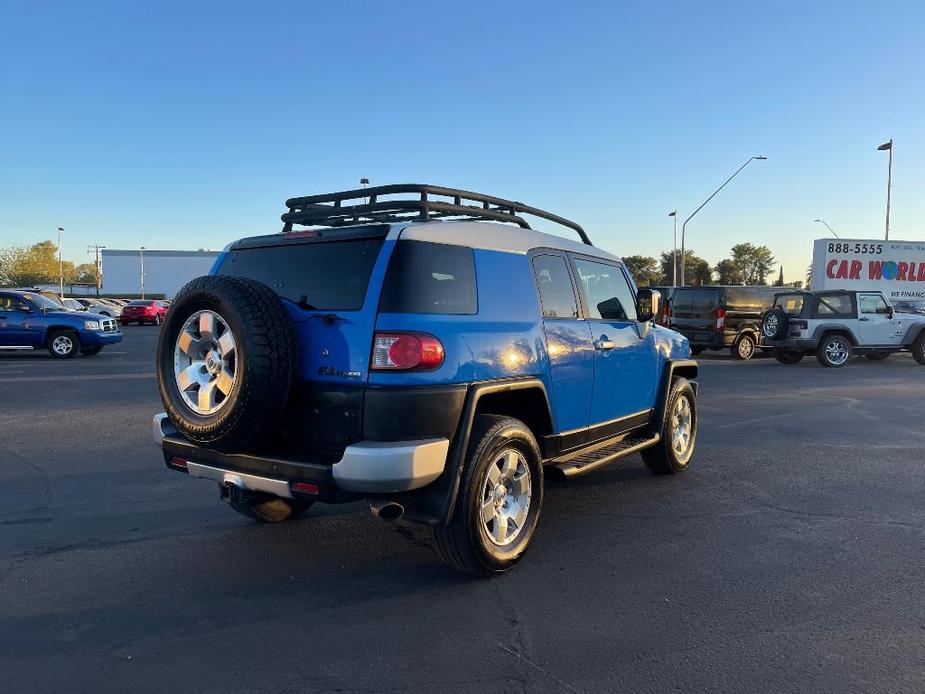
xmin=637 ymin=289 xmax=660 ymax=323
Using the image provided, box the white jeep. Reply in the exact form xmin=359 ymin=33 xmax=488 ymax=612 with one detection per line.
xmin=761 ymin=289 xmax=925 ymax=367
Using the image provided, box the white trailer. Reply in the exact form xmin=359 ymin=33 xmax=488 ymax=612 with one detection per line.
xmin=101 ymin=249 xmax=220 ymax=298
xmin=811 ymin=238 xmax=925 ymax=301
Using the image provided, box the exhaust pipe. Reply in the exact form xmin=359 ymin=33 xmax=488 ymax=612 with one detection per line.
xmin=370 ymin=501 xmax=404 ymax=521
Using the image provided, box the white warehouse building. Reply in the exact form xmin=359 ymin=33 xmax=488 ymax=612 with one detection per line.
xmin=101 ymin=249 xmax=220 ymax=298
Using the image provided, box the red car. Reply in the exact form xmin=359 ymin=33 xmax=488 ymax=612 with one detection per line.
xmin=120 ymin=300 xmax=169 ymax=326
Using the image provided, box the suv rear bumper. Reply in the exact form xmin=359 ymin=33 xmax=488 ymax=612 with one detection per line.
xmin=152 ymin=414 xmax=449 ymax=498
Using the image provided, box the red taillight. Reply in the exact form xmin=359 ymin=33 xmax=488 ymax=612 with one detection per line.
xmin=715 ymin=307 xmax=726 ymax=332
xmin=169 ymin=457 xmax=188 ymax=471
xmin=662 ymin=304 xmax=672 ymax=327
xmin=292 ymin=482 xmax=319 ymax=495
xmin=371 ymin=332 xmax=445 ymax=370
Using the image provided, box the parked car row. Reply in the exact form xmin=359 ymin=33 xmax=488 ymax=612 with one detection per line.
xmin=646 ymin=283 xmax=925 ymax=367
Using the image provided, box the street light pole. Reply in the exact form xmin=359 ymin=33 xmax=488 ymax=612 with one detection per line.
xmin=668 ymin=211 xmax=678 ymax=286
xmin=877 ymin=139 xmax=893 ymax=240
xmin=680 ymin=155 xmax=767 ymax=285
xmin=813 ymin=219 xmax=839 ymax=238
xmin=57 ymin=227 xmax=65 ymax=297
xmin=140 ymin=246 xmax=145 ymax=299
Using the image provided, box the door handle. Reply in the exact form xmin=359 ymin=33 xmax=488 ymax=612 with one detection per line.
xmin=594 ymin=339 xmax=616 ymax=351
xmin=859 ymin=317 xmax=870 ymax=321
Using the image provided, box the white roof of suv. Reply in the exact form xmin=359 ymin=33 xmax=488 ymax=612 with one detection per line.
xmin=398 ymin=221 xmax=622 ymax=264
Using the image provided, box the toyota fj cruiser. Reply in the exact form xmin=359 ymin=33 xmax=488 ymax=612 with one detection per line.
xmin=152 ymin=185 xmax=698 ymax=576
xmin=762 ymin=289 xmax=925 ymax=367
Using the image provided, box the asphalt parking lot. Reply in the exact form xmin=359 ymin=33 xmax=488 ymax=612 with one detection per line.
xmin=1 ymin=331 xmax=924 ymax=693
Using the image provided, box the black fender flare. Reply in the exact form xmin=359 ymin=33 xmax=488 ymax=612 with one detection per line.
xmin=650 ymin=359 xmax=699 ymax=434
xmin=901 ymin=322 xmax=925 ymax=346
xmin=395 ymin=377 xmax=552 ymax=527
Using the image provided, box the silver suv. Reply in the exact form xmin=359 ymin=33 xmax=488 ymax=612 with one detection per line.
xmin=761 ymin=290 xmax=925 ymax=367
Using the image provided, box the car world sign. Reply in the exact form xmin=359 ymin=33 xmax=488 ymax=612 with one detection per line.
xmin=812 ymin=238 xmax=925 ymax=300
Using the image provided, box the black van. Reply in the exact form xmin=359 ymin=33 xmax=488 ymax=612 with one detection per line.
xmin=669 ymin=285 xmax=782 ymax=359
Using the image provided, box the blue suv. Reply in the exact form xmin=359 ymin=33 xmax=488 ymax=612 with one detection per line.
xmin=0 ymin=290 xmax=122 ymax=358
xmin=152 ymin=185 xmax=698 ymax=576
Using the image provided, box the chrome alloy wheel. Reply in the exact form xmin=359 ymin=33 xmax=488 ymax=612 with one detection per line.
xmin=480 ymin=448 xmax=532 ymax=547
xmin=763 ymin=313 xmax=778 ymax=338
xmin=173 ymin=310 xmax=237 ymax=415
xmin=52 ymin=335 xmax=74 ymax=355
xmin=670 ymin=394 xmax=693 ymax=458
xmin=738 ymin=336 xmax=754 ymax=359
xmin=824 ymin=338 xmax=850 ymax=366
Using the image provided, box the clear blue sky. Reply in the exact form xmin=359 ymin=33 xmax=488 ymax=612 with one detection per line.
xmin=2 ymin=0 xmax=923 ymax=281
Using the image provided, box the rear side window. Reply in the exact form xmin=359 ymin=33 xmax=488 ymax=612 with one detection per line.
xmin=725 ymin=287 xmax=768 ymax=310
xmin=815 ymin=293 xmax=853 ymax=316
xmin=573 ymin=258 xmax=637 ymax=322
xmin=532 ymin=255 xmax=578 ymax=319
xmin=218 ymin=239 xmax=384 ymax=310
xmin=379 ymin=241 xmax=477 ymax=315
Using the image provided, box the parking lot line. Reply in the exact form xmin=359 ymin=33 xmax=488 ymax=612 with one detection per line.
xmin=0 ymin=373 xmax=155 ymax=383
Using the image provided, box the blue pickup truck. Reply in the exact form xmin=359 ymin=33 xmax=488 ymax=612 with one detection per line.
xmin=0 ymin=290 xmax=122 ymax=358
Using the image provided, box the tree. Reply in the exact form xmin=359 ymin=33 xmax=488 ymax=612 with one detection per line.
xmin=714 ymin=259 xmax=743 ymax=285
xmin=659 ymin=249 xmax=711 ymax=285
xmin=71 ymin=263 xmax=98 ymax=285
xmin=805 ymin=264 xmax=813 ymax=290
xmin=729 ymin=243 xmax=776 ymax=285
xmin=0 ymin=245 xmax=29 ymax=286
xmin=622 ymin=255 xmax=661 ymax=286
xmin=774 ymin=266 xmax=784 ymax=286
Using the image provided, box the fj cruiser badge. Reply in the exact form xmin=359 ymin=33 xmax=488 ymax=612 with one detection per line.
xmin=318 ymin=366 xmax=361 ymax=379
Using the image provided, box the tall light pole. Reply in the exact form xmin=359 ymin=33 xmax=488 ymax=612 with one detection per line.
xmin=140 ymin=246 xmax=145 ymax=299
xmin=87 ymin=245 xmax=106 ymax=294
xmin=668 ymin=211 xmax=678 ymax=286
xmin=57 ymin=227 xmax=65 ymax=296
xmin=877 ymin=139 xmax=893 ymax=240
xmin=813 ymin=219 xmax=839 ymax=238
xmin=680 ymin=156 xmax=767 ymax=285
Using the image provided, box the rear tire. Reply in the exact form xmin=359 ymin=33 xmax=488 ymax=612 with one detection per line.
xmin=816 ymin=334 xmax=852 ymax=368
xmin=732 ymin=333 xmax=756 ymax=360
xmin=47 ymin=330 xmax=79 ymax=359
xmin=433 ymin=415 xmax=543 ymax=577
xmin=227 ymin=493 xmax=314 ymax=523
xmin=641 ymin=377 xmax=697 ymax=475
xmin=774 ymin=350 xmax=804 ymax=364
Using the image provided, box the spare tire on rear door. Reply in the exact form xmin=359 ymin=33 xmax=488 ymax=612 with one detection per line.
xmin=761 ymin=308 xmax=789 ymax=341
xmin=156 ymin=275 xmax=298 ymax=451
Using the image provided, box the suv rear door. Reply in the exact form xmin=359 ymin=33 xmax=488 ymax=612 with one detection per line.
xmin=671 ymin=287 xmax=719 ymax=335
xmin=531 ymin=253 xmax=594 ymax=436
xmin=571 ymin=256 xmax=659 ymax=432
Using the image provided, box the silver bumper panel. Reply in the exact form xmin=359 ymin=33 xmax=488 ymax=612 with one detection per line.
xmin=332 ymin=438 xmax=450 ymax=493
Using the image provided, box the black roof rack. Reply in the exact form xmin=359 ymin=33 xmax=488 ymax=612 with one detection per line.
xmin=281 ymin=184 xmax=592 ymax=246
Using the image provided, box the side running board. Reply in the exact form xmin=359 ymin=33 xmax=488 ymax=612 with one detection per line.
xmin=547 ymin=432 xmax=660 ymax=479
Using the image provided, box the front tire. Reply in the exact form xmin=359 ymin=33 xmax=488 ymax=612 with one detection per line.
xmin=912 ymin=333 xmax=925 ymax=365
xmin=433 ymin=415 xmax=543 ymax=577
xmin=732 ymin=333 xmax=757 ymax=360
xmin=816 ymin=334 xmax=852 ymax=368
xmin=642 ymin=377 xmax=697 ymax=474
xmin=47 ymin=330 xmax=79 ymax=359
xmin=227 ymin=493 xmax=314 ymax=523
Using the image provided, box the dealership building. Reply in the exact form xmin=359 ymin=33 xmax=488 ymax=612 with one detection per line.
xmin=100 ymin=249 xmax=220 ymax=298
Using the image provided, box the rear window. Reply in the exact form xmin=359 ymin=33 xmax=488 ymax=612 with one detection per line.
xmin=691 ymin=289 xmax=717 ymax=310
xmin=217 ymin=239 xmax=384 ymax=311
xmin=379 ymin=241 xmax=477 ymax=315
xmin=127 ymin=300 xmax=154 ymax=306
